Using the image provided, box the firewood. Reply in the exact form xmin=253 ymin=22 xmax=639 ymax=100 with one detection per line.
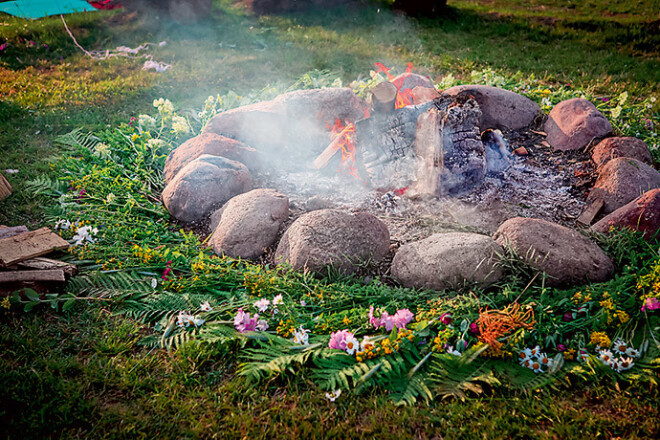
xmin=371 ymin=81 xmax=398 ymax=114
xmin=0 ymin=269 xmax=66 ymax=283
xmin=17 ymin=257 xmax=77 ymax=277
xmin=312 ymin=124 xmax=355 ymax=170
xmin=577 ymin=198 xmax=604 ymax=226
xmin=0 ymin=227 xmax=70 ymax=267
xmin=0 ymin=225 xmax=29 ymax=240
xmin=0 ymin=174 xmax=11 ymax=202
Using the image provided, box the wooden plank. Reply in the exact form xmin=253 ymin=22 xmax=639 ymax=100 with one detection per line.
xmin=0 ymin=174 xmax=11 ymax=202
xmin=577 ymin=198 xmax=604 ymax=226
xmin=0 ymin=225 xmax=29 ymax=240
xmin=0 ymin=227 xmax=69 ymax=267
xmin=0 ymin=269 xmax=66 ymax=283
xmin=17 ymin=257 xmax=77 ymax=277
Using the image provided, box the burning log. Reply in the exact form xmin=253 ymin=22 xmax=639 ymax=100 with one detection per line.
xmin=371 ymin=81 xmax=398 ymax=114
xmin=312 ymin=123 xmax=356 ymax=170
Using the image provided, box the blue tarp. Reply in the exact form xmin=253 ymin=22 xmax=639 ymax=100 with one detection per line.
xmin=0 ymin=0 xmax=95 ymax=19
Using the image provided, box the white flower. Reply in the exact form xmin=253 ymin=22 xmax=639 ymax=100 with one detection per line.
xmin=537 ymin=353 xmax=552 ymax=369
xmin=256 ymin=319 xmax=269 ymax=332
xmin=344 ymin=334 xmax=359 ymax=355
xmin=530 ymin=360 xmax=544 ymax=373
xmin=325 ymin=389 xmax=342 ymax=402
xmin=541 ymin=97 xmax=552 ymax=107
xmin=625 ymin=347 xmax=640 ymax=358
xmin=520 ymin=359 xmax=532 ymax=369
xmin=72 ymin=225 xmax=98 ymax=246
xmin=292 ymin=326 xmax=310 ymax=345
xmin=611 ymin=105 xmax=622 ymax=119
xmin=55 ymin=219 xmax=72 ymax=230
xmin=619 ymin=91 xmax=628 ymax=105
xmin=615 ymin=357 xmax=634 ymax=373
xmin=176 ymin=311 xmax=204 ymax=328
xmin=138 ymin=114 xmax=156 ymax=129
xmin=599 ymin=349 xmax=614 ymax=366
xmin=3 ymin=169 xmax=19 ymax=174
xmin=146 ymin=138 xmax=164 ymax=149
xmin=153 ymin=98 xmax=174 ymax=114
xmin=93 ymin=142 xmax=111 ymax=158
xmin=273 ymin=294 xmax=284 ymax=305
xmin=447 ymin=346 xmax=461 ymax=356
xmin=300 ymin=299 xmax=307 ymax=306
xmin=519 ymin=348 xmax=532 ymax=364
xmin=200 ymin=301 xmax=212 ymax=312
xmin=105 ymin=193 xmax=116 ymax=204
xmin=254 ymin=298 xmax=270 ymax=312
xmin=612 ymin=339 xmax=628 ymax=355
xmin=151 ymin=278 xmax=158 ymax=289
xmin=651 ymin=97 xmax=657 ymax=103
xmin=171 ymin=115 xmax=189 ymax=135
xmin=193 ymin=316 xmax=205 ymax=327
xmin=529 ymin=346 xmax=541 ymax=357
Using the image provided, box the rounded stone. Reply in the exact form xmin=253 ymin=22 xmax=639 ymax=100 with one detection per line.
xmin=164 ymin=132 xmax=258 ymax=184
xmin=587 ymin=157 xmax=660 ymax=214
xmin=390 ymin=232 xmax=504 ymax=291
xmin=275 ymin=209 xmax=390 ymax=275
xmin=442 ymin=84 xmax=540 ymax=130
xmin=210 ymin=189 xmax=289 ymax=260
xmin=591 ymin=137 xmax=653 ymax=169
xmin=545 ymin=98 xmax=612 ymax=151
xmin=591 ymin=188 xmax=660 ymax=239
xmin=493 ymin=217 xmax=613 ymax=286
xmin=162 ymin=155 xmax=252 ymax=224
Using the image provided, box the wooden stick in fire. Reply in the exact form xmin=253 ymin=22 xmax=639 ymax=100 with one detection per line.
xmin=312 ymin=124 xmax=355 ymax=170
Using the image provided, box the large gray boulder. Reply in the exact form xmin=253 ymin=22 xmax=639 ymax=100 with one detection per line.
xmin=591 ymin=137 xmax=653 ymax=169
xmin=493 ymin=217 xmax=613 ymax=286
xmin=587 ymin=157 xmax=660 ymax=214
xmin=545 ymin=98 xmax=612 ymax=151
xmin=275 ymin=209 xmax=390 ymax=274
xmin=390 ymin=232 xmax=504 ymax=291
xmin=164 ymin=132 xmax=258 ymax=184
xmin=162 ymin=155 xmax=252 ymax=223
xmin=441 ymin=84 xmax=540 ymax=130
xmin=202 ymin=88 xmax=368 ymax=167
xmin=210 ymin=189 xmax=289 ymax=260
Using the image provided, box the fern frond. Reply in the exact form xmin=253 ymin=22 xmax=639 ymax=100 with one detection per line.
xmin=55 ymin=128 xmax=100 ymax=151
xmin=24 ymin=175 xmax=69 ymax=197
xmin=238 ymin=343 xmax=333 ymax=384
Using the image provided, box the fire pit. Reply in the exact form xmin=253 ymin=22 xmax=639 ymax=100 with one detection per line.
xmin=160 ymin=66 xmax=659 ymax=289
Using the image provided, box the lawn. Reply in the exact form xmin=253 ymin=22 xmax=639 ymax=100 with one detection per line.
xmin=1 ymin=1 xmax=660 ymax=438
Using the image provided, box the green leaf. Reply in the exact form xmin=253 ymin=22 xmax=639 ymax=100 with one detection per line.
xmin=24 ymin=302 xmax=38 ymax=312
xmin=62 ymin=298 xmax=76 ymax=312
xmin=23 ymin=289 xmax=40 ymax=302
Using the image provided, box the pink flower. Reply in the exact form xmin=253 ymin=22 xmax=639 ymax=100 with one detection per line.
xmin=642 ymin=297 xmax=660 ymax=312
xmin=369 ymin=306 xmax=415 ymax=331
xmin=440 ymin=313 xmax=453 ymax=325
xmin=161 ymin=260 xmax=173 ymax=280
xmin=557 ymin=344 xmax=567 ymax=352
xmin=562 ymin=312 xmax=574 ymax=322
xmin=392 ymin=309 xmax=413 ymax=330
xmin=601 ymin=97 xmax=610 ymax=102
xmin=469 ymin=322 xmax=480 ymax=335
xmin=329 ymin=330 xmax=354 ymax=350
xmin=234 ymin=308 xmax=259 ymax=333
xmin=0 ymin=43 xmax=8 ymax=51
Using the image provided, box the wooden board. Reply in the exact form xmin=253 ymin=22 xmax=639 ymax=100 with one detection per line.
xmin=0 ymin=269 xmax=66 ymax=283
xmin=17 ymin=257 xmax=77 ymax=277
xmin=0 ymin=227 xmax=69 ymax=267
xmin=577 ymin=198 xmax=604 ymax=226
xmin=0 ymin=174 xmax=11 ymax=202
xmin=0 ymin=225 xmax=29 ymax=240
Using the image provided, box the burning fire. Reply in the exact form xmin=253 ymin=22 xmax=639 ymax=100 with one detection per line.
xmin=316 ymin=63 xmax=417 ymax=180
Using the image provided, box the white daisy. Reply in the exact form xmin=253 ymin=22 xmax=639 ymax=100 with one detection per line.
xmin=537 ymin=353 xmax=552 ymax=369
xmin=530 ymin=360 xmax=544 ymax=373
xmin=615 ymin=357 xmax=634 ymax=373
xmin=519 ymin=348 xmax=532 ymax=363
xmin=612 ymin=339 xmax=628 ymax=355
xmin=625 ymin=347 xmax=640 ymax=358
xmin=151 ymin=278 xmax=158 ymax=289
xmin=447 ymin=346 xmax=461 ymax=357
xmin=292 ymin=326 xmax=310 ymax=345
xmin=344 ymin=334 xmax=359 ymax=355
xmin=529 ymin=346 xmax=541 ymax=357
xmin=598 ymin=349 xmax=614 ymax=366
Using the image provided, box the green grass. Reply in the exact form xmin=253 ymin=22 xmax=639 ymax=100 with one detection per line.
xmin=1 ymin=0 xmax=660 ymax=437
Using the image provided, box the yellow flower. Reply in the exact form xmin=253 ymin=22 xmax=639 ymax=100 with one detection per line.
xmin=131 ymin=133 xmax=139 ymax=142
xmin=590 ymin=331 xmax=611 ymax=348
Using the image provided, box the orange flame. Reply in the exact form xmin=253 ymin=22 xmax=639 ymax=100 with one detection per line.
xmin=328 ymin=118 xmax=359 ymax=178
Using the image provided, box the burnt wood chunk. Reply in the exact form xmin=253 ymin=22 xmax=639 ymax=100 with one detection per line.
xmin=0 ymin=227 xmax=70 ymax=267
xmin=371 ymin=81 xmax=398 ymax=114
xmin=17 ymin=257 xmax=77 ymax=277
xmin=577 ymin=198 xmax=604 ymax=226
